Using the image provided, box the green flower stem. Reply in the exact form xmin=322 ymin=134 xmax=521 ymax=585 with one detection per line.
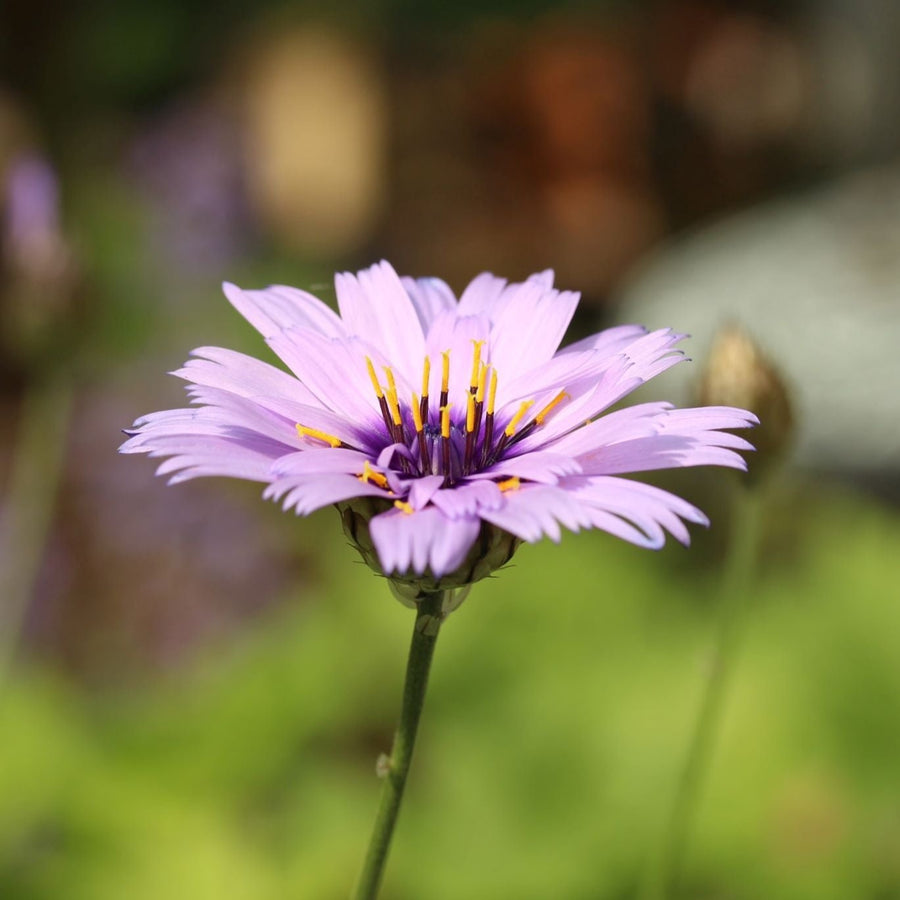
xmin=644 ymin=483 xmax=763 ymax=900
xmin=0 ymin=377 xmax=73 ymax=685
xmin=352 ymin=590 xmax=446 ymax=900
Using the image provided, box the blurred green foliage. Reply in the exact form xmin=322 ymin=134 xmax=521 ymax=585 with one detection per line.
xmin=2 ymin=486 xmax=898 ymax=899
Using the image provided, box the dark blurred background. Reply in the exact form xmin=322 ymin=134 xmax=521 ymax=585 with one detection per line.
xmin=1 ymin=1 xmax=899 ymax=898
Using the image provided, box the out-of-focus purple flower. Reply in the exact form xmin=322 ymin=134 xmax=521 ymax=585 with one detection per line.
xmin=128 ymin=99 xmax=252 ymax=275
xmin=121 ymin=261 xmax=756 ymax=588
xmin=2 ymin=153 xmax=68 ymax=278
xmin=1 ymin=152 xmax=77 ymax=368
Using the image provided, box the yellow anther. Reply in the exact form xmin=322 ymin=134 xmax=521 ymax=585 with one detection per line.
xmin=296 ymin=424 xmax=342 ymax=448
xmin=358 ymin=461 xmax=389 ymax=489
xmin=411 ymin=392 xmax=424 ymax=433
xmin=441 ymin=351 xmax=451 ymax=393
xmin=476 ymin=364 xmax=489 ymax=403
xmin=487 ymin=369 xmax=499 ymax=415
xmin=466 ymin=392 xmax=476 ymax=433
xmin=498 ymin=476 xmax=520 ymax=492
xmin=440 ymin=404 xmax=451 ymax=439
xmin=534 ymin=390 xmax=570 ymax=425
xmin=385 ymin=387 xmax=403 ymax=427
xmin=469 ymin=340 xmax=485 ymax=389
xmin=365 ymin=356 xmax=384 ymax=399
xmin=421 ymin=356 xmax=431 ymax=397
xmin=504 ymin=401 xmax=534 ymax=438
xmin=383 ymin=366 xmax=398 ymax=396
xmin=394 ymin=500 xmax=414 ymax=515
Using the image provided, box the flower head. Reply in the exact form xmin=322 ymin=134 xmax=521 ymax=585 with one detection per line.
xmin=121 ymin=261 xmax=756 ymax=591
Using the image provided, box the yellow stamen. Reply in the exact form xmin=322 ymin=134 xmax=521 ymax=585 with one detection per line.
xmin=466 ymin=393 xmax=476 ymax=433
xmin=411 ymin=392 xmax=424 ymax=433
xmin=476 ymin=364 xmax=489 ymax=403
xmin=421 ymin=356 xmax=431 ymax=397
xmin=296 ymin=424 xmax=342 ymax=448
xmin=365 ymin=356 xmax=384 ymax=399
xmin=441 ymin=351 xmax=451 ymax=393
xmin=469 ymin=340 xmax=485 ymax=390
xmin=504 ymin=401 xmax=534 ymax=438
xmin=498 ymin=476 xmax=520 ymax=492
xmin=394 ymin=500 xmax=413 ymax=515
xmin=534 ymin=390 xmax=570 ymax=425
xmin=383 ymin=366 xmax=398 ymax=396
xmin=358 ymin=461 xmax=389 ymax=489
xmin=487 ymin=369 xmax=499 ymax=415
xmin=440 ymin=404 xmax=451 ymax=439
xmin=385 ymin=387 xmax=403 ymax=427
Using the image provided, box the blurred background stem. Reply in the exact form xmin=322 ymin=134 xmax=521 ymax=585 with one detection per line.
xmin=0 ymin=377 xmax=73 ymax=685
xmin=644 ymin=482 xmax=763 ymax=899
xmin=353 ymin=590 xmax=445 ymax=900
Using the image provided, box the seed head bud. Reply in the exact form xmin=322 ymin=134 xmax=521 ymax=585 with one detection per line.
xmin=698 ymin=324 xmax=794 ymax=480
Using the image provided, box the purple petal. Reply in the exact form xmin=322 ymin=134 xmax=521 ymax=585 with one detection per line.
xmin=173 ymin=346 xmax=321 ymax=409
xmin=496 ymin=348 xmax=610 ymax=410
xmin=335 ymin=261 xmax=426 ymax=379
xmin=424 ymin=311 xmax=493 ymax=401
xmin=271 ymin=447 xmax=373 ymax=476
xmin=401 ymin=276 xmax=458 ymax=332
xmin=566 ymin=475 xmax=709 ymax=546
xmin=573 ymin=404 xmax=757 ymax=475
xmin=173 ymin=385 xmax=301 ymax=445
xmin=579 ymin=436 xmax=751 ymax=474
xmin=456 ymin=272 xmax=508 ymax=316
xmin=576 ymin=509 xmax=665 ymax=548
xmin=480 ymin=271 xmax=556 ymax=322
xmin=122 ymin=400 xmax=296 ymax=450
xmin=187 ymin=387 xmax=375 ymax=451
xmin=370 ymin=506 xmax=481 ymax=577
xmin=479 ymin=484 xmax=591 ymax=543
xmin=429 ymin=480 xmax=503 ymax=518
xmin=222 ymin=282 xmax=346 ymax=339
xmin=408 ymin=474 xmax=445 ymax=509
xmin=263 ymin=473 xmax=388 ymax=514
xmin=176 ymin=382 xmax=375 ymax=452
xmin=505 ymin=354 xmax=643 ymax=451
xmin=528 ymin=269 xmax=555 ymax=290
xmin=125 ymin=432 xmax=283 ymax=484
xmin=488 ymin=281 xmax=580 ymax=383
xmin=475 ymin=451 xmax=582 ymax=484
xmin=377 ymin=442 xmax=416 ymax=469
xmin=655 ymin=406 xmax=759 ymax=434
xmin=511 ymin=331 xmax=690 ymax=452
xmin=550 ymin=402 xmax=674 ymax=457
xmin=172 ymin=347 xmax=378 ymax=447
xmin=266 ymin=329 xmax=385 ymax=426
xmin=561 ymin=323 xmax=648 ymax=355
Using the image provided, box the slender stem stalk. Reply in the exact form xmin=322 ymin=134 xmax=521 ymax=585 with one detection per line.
xmin=643 ymin=484 xmax=763 ymax=899
xmin=0 ymin=378 xmax=73 ymax=686
xmin=352 ymin=590 xmax=446 ymax=900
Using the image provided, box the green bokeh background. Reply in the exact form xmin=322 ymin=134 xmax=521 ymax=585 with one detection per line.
xmin=3 ymin=487 xmax=899 ymax=899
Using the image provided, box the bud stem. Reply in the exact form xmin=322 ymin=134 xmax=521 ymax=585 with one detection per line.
xmin=641 ymin=482 xmax=763 ymax=899
xmin=0 ymin=377 xmax=73 ymax=686
xmin=352 ymin=590 xmax=446 ymax=900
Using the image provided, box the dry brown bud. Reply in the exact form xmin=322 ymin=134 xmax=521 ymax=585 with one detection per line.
xmin=698 ymin=324 xmax=794 ymax=479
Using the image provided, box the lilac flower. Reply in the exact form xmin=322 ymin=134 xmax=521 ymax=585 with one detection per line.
xmin=121 ymin=261 xmax=756 ymax=588
xmin=2 ymin=153 xmax=69 ymax=280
